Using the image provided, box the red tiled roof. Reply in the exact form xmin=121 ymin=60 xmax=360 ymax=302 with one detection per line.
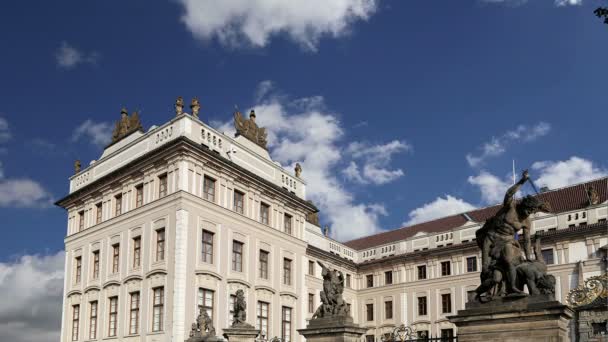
xmin=343 ymin=177 xmax=607 ymax=250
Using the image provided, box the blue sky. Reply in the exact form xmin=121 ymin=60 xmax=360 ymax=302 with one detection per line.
xmin=1 ymin=1 xmax=607 ymax=255
xmin=0 ymin=1 xmax=607 ymax=340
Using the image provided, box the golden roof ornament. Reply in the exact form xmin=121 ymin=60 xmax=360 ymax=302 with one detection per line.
xmin=111 ymin=107 xmax=143 ymax=143
xmin=567 ymin=273 xmax=608 ymax=307
xmin=74 ymin=160 xmax=81 ymax=174
xmin=175 ymin=96 xmax=184 ymax=116
xmin=190 ymin=98 xmax=201 ymax=118
xmin=295 ymin=163 xmax=302 ymax=178
xmin=233 ymin=108 xmax=268 ymax=149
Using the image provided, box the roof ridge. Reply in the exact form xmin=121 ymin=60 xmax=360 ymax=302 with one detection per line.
xmin=342 ymin=176 xmax=608 ymax=247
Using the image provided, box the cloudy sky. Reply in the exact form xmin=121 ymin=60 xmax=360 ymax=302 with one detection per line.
xmin=0 ymin=0 xmax=607 ymax=340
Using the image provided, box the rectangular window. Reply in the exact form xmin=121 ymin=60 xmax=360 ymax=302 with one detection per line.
xmin=260 ymin=202 xmax=270 ymax=225
xmin=133 ymin=237 xmax=141 ymax=269
xmin=284 ymin=214 xmax=292 ymax=235
xmin=72 ymin=304 xmax=80 ymax=341
xmin=385 ymin=300 xmax=393 ymax=319
xmin=308 ymin=293 xmax=314 ymax=313
xmin=115 ymin=194 xmax=122 ymax=216
xmin=259 ymin=250 xmax=269 ymax=279
xmin=108 ymin=296 xmax=118 ymax=337
xmin=96 ymin=203 xmax=102 ymax=224
xmin=366 ymin=303 xmax=374 ymax=321
xmin=282 ymin=306 xmax=292 ymax=342
xmin=441 ymin=293 xmax=452 ymax=314
xmin=366 ymin=336 xmax=375 ymax=342
xmin=158 ymin=174 xmax=167 ymax=198
xmin=441 ymin=328 xmax=454 ymax=340
xmin=129 ymin=292 xmax=140 ymax=335
xmin=135 ymin=184 xmax=143 ymax=208
xmin=198 ymin=288 xmax=214 ymax=320
xmin=234 ymin=190 xmax=244 ymax=214
xmin=232 ymin=241 xmax=243 ymax=272
xmin=89 ymin=301 xmax=98 ymax=340
xmin=202 ymin=230 xmax=214 ymax=263
xmin=346 ymin=274 xmax=351 ymax=288
xmin=385 ymin=271 xmax=393 ymax=285
xmin=203 ymin=176 xmax=216 ymax=202
xmin=283 ymin=258 xmax=292 ymax=285
xmin=466 ymin=256 xmax=477 ymax=272
xmin=366 ymin=274 xmax=374 ymax=288
xmin=92 ymin=251 xmax=100 ymax=279
xmin=112 ymin=244 xmax=120 ymax=274
xmin=542 ymin=249 xmax=555 ymax=265
xmin=308 ymin=260 xmax=315 ymax=276
xmin=418 ymin=296 xmax=427 ymax=316
xmin=441 ymin=261 xmax=451 ymax=276
xmin=418 ymin=265 xmax=427 ymax=280
xmin=75 ymin=257 xmax=82 ymax=284
xmin=78 ymin=211 xmax=85 ymax=231
xmin=152 ymin=287 xmax=164 ymax=332
xmin=256 ymin=301 xmax=269 ymax=336
xmin=156 ymin=228 xmax=165 ymax=262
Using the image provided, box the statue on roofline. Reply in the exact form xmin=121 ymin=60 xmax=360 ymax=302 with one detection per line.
xmin=233 ymin=109 xmax=268 ymax=149
xmin=111 ymin=107 xmax=143 ymax=144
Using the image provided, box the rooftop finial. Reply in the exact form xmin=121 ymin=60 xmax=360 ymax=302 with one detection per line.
xmin=111 ymin=107 xmax=143 ymax=144
xmin=233 ymin=107 xmax=268 ymax=149
xmin=295 ymin=163 xmax=302 ymax=178
xmin=190 ymin=98 xmax=201 ymax=118
xmin=74 ymin=160 xmax=81 ymax=174
xmin=175 ymin=96 xmax=184 ymax=116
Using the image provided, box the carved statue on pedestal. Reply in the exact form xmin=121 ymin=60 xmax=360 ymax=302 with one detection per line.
xmin=474 ymin=170 xmax=554 ymax=302
xmin=232 ymin=289 xmax=248 ymax=327
xmin=312 ymin=261 xmax=350 ymax=319
xmin=111 ymin=108 xmax=143 ymax=144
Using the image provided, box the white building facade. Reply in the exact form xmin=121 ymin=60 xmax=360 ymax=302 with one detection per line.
xmin=57 ymin=106 xmax=608 ymax=342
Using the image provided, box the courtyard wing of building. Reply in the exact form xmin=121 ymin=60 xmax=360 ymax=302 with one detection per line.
xmin=56 ymin=108 xmax=608 ymax=342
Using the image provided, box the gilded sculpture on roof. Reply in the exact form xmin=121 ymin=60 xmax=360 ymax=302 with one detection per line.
xmin=233 ymin=109 xmax=268 ymax=149
xmin=111 ymin=108 xmax=143 ymax=143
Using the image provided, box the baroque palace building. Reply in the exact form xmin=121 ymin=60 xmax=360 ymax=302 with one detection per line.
xmin=57 ymin=100 xmax=608 ymax=342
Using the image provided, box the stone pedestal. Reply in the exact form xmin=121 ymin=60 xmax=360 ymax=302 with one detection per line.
xmin=223 ymin=324 xmax=260 ymax=342
xmin=297 ymin=316 xmax=367 ymax=342
xmin=186 ymin=336 xmax=225 ymax=342
xmin=449 ymin=294 xmax=573 ymax=342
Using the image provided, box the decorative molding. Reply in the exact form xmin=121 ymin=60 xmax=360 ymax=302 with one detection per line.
xmin=102 ymin=280 xmax=121 ymax=289
xmin=254 ymin=285 xmax=276 ymax=294
xmin=195 ymin=270 xmax=223 ymax=281
xmin=122 ymin=274 xmax=143 ymax=283
xmin=279 ymin=291 xmax=298 ymax=300
xmin=227 ymin=278 xmax=252 ymax=288
xmin=145 ymin=269 xmax=168 ymax=278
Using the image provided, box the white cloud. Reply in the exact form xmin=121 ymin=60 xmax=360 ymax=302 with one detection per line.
xmin=404 ymin=195 xmax=476 ymax=226
xmin=0 ymin=252 xmax=64 ymax=342
xmin=466 ymin=122 xmax=550 ymax=167
xmin=0 ymin=179 xmax=54 ymax=208
xmin=72 ymin=119 xmax=113 ymax=147
xmin=532 ymin=156 xmax=607 ymax=190
xmin=343 ymin=140 xmax=410 ymax=185
xmin=213 ymin=81 xmax=406 ymax=241
xmin=0 ymin=117 xmax=11 ymax=143
xmin=468 ymin=170 xmax=512 ymax=204
xmin=55 ymin=41 xmax=99 ymax=69
xmin=554 ymin=0 xmax=582 ymax=6
xmin=177 ymin=0 xmax=378 ymax=51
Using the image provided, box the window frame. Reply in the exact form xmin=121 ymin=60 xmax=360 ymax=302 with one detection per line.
xmin=281 ymin=306 xmax=292 ymax=342
xmin=260 ymin=202 xmax=270 ymax=225
xmin=441 ymin=293 xmax=452 ymax=314
xmin=72 ymin=304 xmax=80 ymax=341
xmin=96 ymin=202 xmax=103 ymax=224
xmin=202 ymin=230 xmax=214 ymax=264
xmin=232 ymin=240 xmax=244 ymax=272
xmin=112 ymin=244 xmax=120 ymax=274
xmin=89 ymin=301 xmax=98 ymax=340
xmin=75 ymin=256 xmax=82 ymax=284
xmin=129 ymin=291 xmax=140 ymax=335
xmin=418 ymin=296 xmax=427 ymax=316
xmin=135 ymin=184 xmax=144 ymax=208
xmin=133 ymin=236 xmax=141 ymax=269
xmin=366 ymin=274 xmax=374 ymax=288
xmin=466 ymin=256 xmax=477 ymax=272
xmin=257 ymin=301 xmax=269 ymax=336
xmin=308 ymin=293 xmax=315 ymax=313
xmin=259 ymin=250 xmax=269 ymax=279
xmin=385 ymin=270 xmax=393 ymax=285
xmin=385 ymin=300 xmax=393 ymax=319
xmin=441 ymin=261 xmax=451 ymax=276
xmin=115 ymin=194 xmax=122 ymax=216
xmin=108 ymin=296 xmax=118 ymax=337
xmin=203 ymin=176 xmax=216 ymax=202
xmin=366 ymin=303 xmax=374 ymax=321
xmin=233 ymin=190 xmax=245 ymax=214
xmin=283 ymin=258 xmax=292 ymax=286
xmin=541 ymin=248 xmax=555 ymax=265
xmin=92 ymin=250 xmax=100 ymax=280
xmin=152 ymin=287 xmax=164 ymax=332
xmin=156 ymin=228 xmax=165 ymax=262
xmin=78 ymin=211 xmax=85 ymax=231
xmin=158 ymin=174 xmax=168 ymax=198
xmin=417 ymin=265 xmax=427 ymax=280
xmin=284 ymin=213 xmax=292 ymax=235
xmin=198 ymin=288 xmax=214 ymax=321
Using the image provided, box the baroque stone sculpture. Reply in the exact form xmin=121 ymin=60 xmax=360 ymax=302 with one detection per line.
xmin=231 ymin=289 xmax=252 ymax=327
xmin=311 ymin=261 xmax=350 ymax=319
xmin=191 ymin=98 xmax=201 ymax=118
xmin=74 ymin=160 xmax=81 ymax=173
xmin=474 ymin=170 xmax=554 ymax=302
xmin=175 ymin=96 xmax=184 ymax=116
xmin=587 ymin=186 xmax=600 ymax=206
xmin=295 ymin=163 xmax=302 ymax=178
xmin=111 ymin=108 xmax=143 ymax=143
xmin=233 ymin=109 xmax=268 ymax=149
xmin=187 ymin=308 xmax=216 ymax=341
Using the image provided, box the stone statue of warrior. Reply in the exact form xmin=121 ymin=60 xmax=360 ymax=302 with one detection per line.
xmin=316 ymin=261 xmax=349 ymax=317
xmin=475 ymin=170 xmax=551 ymax=300
xmin=232 ymin=289 xmax=247 ymax=326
